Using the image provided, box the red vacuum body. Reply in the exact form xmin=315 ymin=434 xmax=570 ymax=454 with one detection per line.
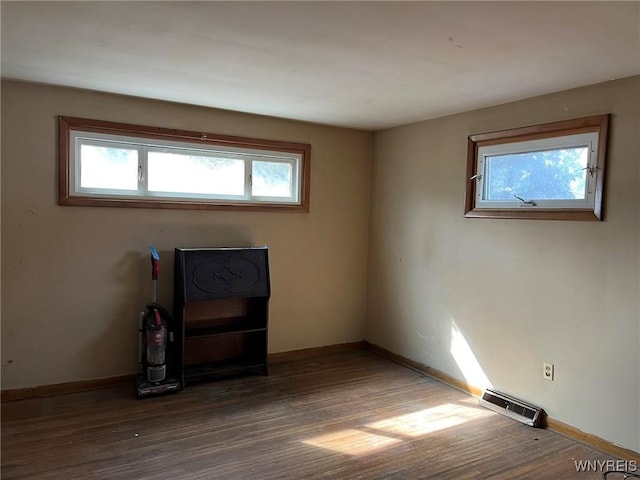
xmin=143 ymin=307 xmax=168 ymax=383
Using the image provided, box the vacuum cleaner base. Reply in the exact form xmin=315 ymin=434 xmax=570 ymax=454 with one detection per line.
xmin=135 ymin=374 xmax=181 ymax=398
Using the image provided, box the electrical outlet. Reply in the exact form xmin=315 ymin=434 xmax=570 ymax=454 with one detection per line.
xmin=543 ymin=362 xmax=554 ymax=381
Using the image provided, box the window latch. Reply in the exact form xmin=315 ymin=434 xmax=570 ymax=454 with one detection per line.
xmin=470 ymin=173 xmax=482 ymax=181
xmin=138 ymin=165 xmax=144 ymax=182
xmin=582 ymin=165 xmax=596 ymax=176
xmin=513 ymin=194 xmax=537 ymax=207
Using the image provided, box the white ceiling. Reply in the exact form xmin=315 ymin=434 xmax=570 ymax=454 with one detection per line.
xmin=2 ymin=1 xmax=639 ymax=130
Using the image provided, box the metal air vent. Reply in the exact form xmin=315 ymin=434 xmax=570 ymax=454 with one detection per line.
xmin=479 ymin=389 xmax=544 ymax=427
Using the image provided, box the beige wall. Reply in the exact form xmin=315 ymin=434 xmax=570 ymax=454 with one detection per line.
xmin=366 ymin=76 xmax=640 ymax=452
xmin=1 ymin=80 xmax=371 ymax=389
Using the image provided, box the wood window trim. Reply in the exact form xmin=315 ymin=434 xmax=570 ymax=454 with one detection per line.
xmin=58 ymin=116 xmax=311 ymax=212
xmin=464 ymin=114 xmax=610 ymax=221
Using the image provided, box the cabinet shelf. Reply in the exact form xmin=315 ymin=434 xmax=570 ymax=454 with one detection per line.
xmin=184 ymin=313 xmax=266 ymax=338
xmin=185 ymin=324 xmax=267 ymax=338
xmin=174 ymin=247 xmax=270 ymax=387
xmin=184 ymin=360 xmax=267 ymax=381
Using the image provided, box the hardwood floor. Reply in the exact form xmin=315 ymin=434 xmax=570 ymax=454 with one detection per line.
xmin=1 ymin=348 xmax=619 ymax=479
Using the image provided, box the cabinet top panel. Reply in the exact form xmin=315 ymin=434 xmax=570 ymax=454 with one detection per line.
xmin=175 ymin=246 xmax=268 ymax=252
xmin=175 ymin=247 xmax=270 ymax=301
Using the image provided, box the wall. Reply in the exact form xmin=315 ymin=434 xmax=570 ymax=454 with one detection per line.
xmin=366 ymin=76 xmax=640 ymax=452
xmin=1 ymin=80 xmax=371 ymax=389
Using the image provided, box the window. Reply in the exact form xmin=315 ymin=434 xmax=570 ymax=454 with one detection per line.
xmin=59 ymin=117 xmax=311 ymax=212
xmin=465 ymin=115 xmax=609 ymax=221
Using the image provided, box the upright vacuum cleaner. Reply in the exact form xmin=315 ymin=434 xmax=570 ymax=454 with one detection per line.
xmin=136 ymin=247 xmax=181 ymax=398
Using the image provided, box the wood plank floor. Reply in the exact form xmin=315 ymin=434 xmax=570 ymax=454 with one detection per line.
xmin=1 ymin=348 xmax=619 ymax=479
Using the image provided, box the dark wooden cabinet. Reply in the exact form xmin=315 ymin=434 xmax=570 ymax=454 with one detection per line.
xmin=174 ymin=247 xmax=270 ymax=386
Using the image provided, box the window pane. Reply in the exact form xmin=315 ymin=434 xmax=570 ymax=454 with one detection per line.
xmin=484 ymin=147 xmax=589 ymax=201
xmin=148 ymin=151 xmax=244 ymax=195
xmin=252 ymin=160 xmax=293 ymax=197
xmin=80 ymin=144 xmax=138 ymax=190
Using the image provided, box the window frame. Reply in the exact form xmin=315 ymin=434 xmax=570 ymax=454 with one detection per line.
xmin=464 ymin=114 xmax=609 ymax=221
xmin=59 ymin=116 xmax=311 ymax=212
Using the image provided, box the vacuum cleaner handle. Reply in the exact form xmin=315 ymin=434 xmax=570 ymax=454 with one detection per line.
xmin=150 ymin=247 xmax=160 ymax=281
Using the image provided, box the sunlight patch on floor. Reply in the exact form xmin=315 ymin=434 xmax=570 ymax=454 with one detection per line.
xmin=302 ymin=402 xmax=491 ymax=456
xmin=302 ymin=428 xmax=402 ymax=456
xmin=366 ymin=402 xmax=491 ymax=438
